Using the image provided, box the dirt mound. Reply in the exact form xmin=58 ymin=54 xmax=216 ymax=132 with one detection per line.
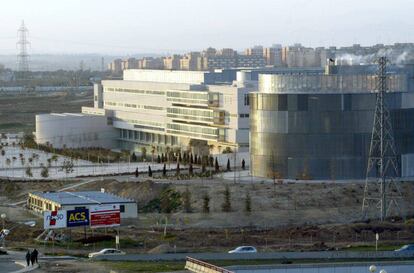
xmin=148 ymin=243 xmax=174 ymax=254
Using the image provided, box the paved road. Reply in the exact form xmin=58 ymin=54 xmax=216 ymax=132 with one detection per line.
xmin=231 ymin=261 xmax=414 ymax=273
xmin=93 ymin=250 xmax=414 ymax=262
xmin=0 ymin=251 xmax=26 ymax=273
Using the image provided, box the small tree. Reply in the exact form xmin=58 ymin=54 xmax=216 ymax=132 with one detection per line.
xmin=148 ymin=166 xmax=152 ymax=177
xmin=209 ymin=156 xmax=214 ymax=167
xmin=194 ymin=155 xmax=198 ymax=165
xmin=131 ymin=152 xmax=138 ymax=162
xmin=226 ymin=158 xmax=231 ymax=171
xmin=189 ymin=164 xmax=193 ymax=176
xmin=190 ymin=153 xmax=194 ymax=164
xmin=182 ymin=187 xmax=192 ymax=213
xmin=151 ymin=146 xmax=156 ymax=162
xmin=25 ymin=166 xmax=33 ymax=178
xmin=61 ymin=159 xmax=74 ymax=178
xmin=51 ymin=154 xmax=59 ymax=166
xmin=141 ymin=147 xmax=147 ymax=162
xmin=221 ymin=185 xmax=231 ymax=212
xmin=242 ymin=159 xmax=246 ymax=170
xmin=47 ymin=158 xmax=52 ymax=167
xmin=202 ymin=193 xmax=210 ymax=213
xmin=176 ymin=162 xmax=180 ymax=176
xmin=160 ymin=188 xmax=182 ymax=214
xmin=41 ymin=167 xmax=49 ymax=178
xmin=215 ymin=157 xmax=219 ymax=172
xmin=245 ymin=192 xmax=252 ymax=214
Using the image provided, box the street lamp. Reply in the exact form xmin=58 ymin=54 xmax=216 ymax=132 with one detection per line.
xmin=1 ymin=213 xmax=6 ymax=230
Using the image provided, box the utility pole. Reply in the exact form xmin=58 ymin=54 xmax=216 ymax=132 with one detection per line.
xmin=362 ymin=57 xmax=402 ymax=221
xmin=16 ymin=20 xmax=30 ymax=88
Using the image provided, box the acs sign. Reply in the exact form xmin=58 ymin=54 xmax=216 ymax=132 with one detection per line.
xmin=67 ymin=209 xmax=90 ymax=227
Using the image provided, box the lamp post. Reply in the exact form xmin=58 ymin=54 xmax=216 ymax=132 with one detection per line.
xmin=1 ymin=213 xmax=6 ymax=230
xmin=1 ymin=213 xmax=6 ymax=248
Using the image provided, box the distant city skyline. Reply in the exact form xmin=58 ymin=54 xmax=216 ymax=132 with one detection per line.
xmin=0 ymin=0 xmax=413 ymax=54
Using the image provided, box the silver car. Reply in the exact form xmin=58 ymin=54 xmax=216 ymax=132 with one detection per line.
xmin=228 ymin=246 xmax=257 ymax=254
xmin=88 ymin=248 xmax=125 ymax=258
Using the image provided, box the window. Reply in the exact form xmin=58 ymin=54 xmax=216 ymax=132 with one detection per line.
xmin=297 ymin=94 xmax=308 ymax=111
xmin=244 ymin=94 xmax=250 ymax=106
xmin=120 ymin=205 xmax=125 ymax=213
xmin=278 ymin=95 xmax=287 ymax=111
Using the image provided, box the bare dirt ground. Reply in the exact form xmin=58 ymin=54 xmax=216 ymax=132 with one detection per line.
xmin=0 ymin=91 xmax=92 ymax=133
xmin=1 ymin=177 xmax=413 ymax=256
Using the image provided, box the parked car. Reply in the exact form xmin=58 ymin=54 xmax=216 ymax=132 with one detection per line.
xmin=88 ymin=248 xmax=125 ymax=258
xmin=395 ymin=244 xmax=414 ymax=252
xmin=228 ymin=246 xmax=257 ymax=254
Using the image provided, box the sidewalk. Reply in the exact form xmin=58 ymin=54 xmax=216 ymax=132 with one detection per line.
xmin=11 ymin=261 xmax=39 ymax=273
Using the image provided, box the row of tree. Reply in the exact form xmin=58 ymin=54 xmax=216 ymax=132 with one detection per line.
xmin=143 ymin=185 xmax=252 ymax=214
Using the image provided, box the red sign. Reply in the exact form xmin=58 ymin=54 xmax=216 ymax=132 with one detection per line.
xmin=90 ymin=204 xmax=121 ymax=228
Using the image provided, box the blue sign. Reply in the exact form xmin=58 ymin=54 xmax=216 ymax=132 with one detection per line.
xmin=66 ymin=209 xmax=89 ymax=227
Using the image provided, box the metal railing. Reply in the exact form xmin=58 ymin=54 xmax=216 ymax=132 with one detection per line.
xmin=185 ymin=256 xmax=234 ymax=273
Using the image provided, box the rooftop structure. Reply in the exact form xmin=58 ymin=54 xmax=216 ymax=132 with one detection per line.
xmin=27 ymin=191 xmax=137 ymax=218
xmin=30 ymin=191 xmax=134 ymax=206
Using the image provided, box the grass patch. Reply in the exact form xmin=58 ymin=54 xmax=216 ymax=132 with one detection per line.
xmin=98 ymin=261 xmax=185 ymax=273
xmin=0 ymin=122 xmax=26 ymax=130
xmin=344 ymin=244 xmax=404 ymax=251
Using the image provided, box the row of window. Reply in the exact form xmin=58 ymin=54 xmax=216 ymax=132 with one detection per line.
xmin=119 ymin=129 xmax=178 ymax=145
xmin=166 ymin=123 xmax=219 ymax=140
xmin=105 ymin=101 xmax=164 ymax=111
xmin=167 ymin=91 xmax=209 ymax=100
xmin=167 ymin=107 xmax=213 ymax=118
xmin=105 ymin=87 xmax=165 ymax=95
xmin=114 ymin=118 xmax=163 ymax=128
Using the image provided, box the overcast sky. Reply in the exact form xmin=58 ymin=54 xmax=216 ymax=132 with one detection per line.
xmin=0 ymin=0 xmax=413 ymax=55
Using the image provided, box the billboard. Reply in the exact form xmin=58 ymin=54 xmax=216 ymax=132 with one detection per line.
xmin=67 ymin=208 xmax=89 ymax=227
xmin=44 ymin=210 xmax=67 ymax=229
xmin=90 ymin=204 xmax=120 ymax=228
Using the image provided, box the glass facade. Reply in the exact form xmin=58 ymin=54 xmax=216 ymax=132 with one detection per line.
xmin=259 ymin=74 xmax=407 ymax=94
xmin=250 ymin=92 xmax=414 ymax=179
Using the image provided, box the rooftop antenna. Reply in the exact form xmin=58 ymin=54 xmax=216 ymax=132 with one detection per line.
xmin=16 ymin=20 xmax=30 ymax=85
xmin=362 ymin=57 xmax=403 ymax=221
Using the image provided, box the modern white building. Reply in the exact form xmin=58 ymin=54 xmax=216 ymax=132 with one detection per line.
xmin=35 ymin=69 xmax=257 ymax=154
xmin=27 ymin=191 xmax=138 ymax=219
